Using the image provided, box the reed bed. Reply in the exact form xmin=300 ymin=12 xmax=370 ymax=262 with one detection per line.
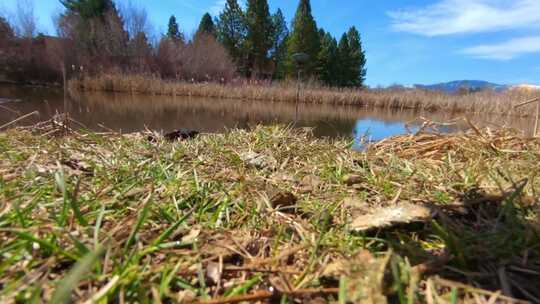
xmin=69 ymin=72 xmax=539 ymax=117
xmin=1 ymin=123 xmax=540 ymax=303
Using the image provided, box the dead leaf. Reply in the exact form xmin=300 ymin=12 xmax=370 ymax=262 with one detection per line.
xmin=122 ymin=187 xmax=147 ymax=198
xmin=298 ymin=175 xmax=321 ymax=194
xmin=351 ymin=203 xmax=432 ymax=232
xmin=322 ymin=260 xmax=347 ymax=277
xmin=176 ymin=290 xmax=196 ymax=302
xmin=181 ymin=227 xmax=201 ymax=243
xmin=343 ymin=174 xmax=363 ymax=186
xmin=62 ymin=159 xmax=93 ymax=176
xmin=343 ymin=197 xmax=364 ymax=209
xmin=240 ymin=151 xmax=277 ymax=170
xmin=270 ymin=191 xmax=297 ymax=209
xmin=1 ymin=173 xmax=17 ymax=182
xmin=206 ymin=262 xmax=221 ymax=285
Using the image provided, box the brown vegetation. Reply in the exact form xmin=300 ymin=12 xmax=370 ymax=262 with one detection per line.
xmin=0 ymin=34 xmax=64 ymax=84
xmin=0 ymin=1 xmax=236 ymax=86
xmin=69 ymin=72 xmax=539 ymax=116
xmin=155 ymin=34 xmax=235 ymax=81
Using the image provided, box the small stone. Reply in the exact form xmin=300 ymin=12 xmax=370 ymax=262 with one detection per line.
xmin=343 ymin=174 xmax=363 ymax=186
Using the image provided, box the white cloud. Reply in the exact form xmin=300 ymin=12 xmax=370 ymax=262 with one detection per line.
xmin=462 ymin=36 xmax=540 ymax=60
xmin=176 ymin=0 xmax=224 ymax=16
xmin=209 ymin=0 xmax=226 ymax=16
xmin=389 ymin=0 xmax=540 ymax=36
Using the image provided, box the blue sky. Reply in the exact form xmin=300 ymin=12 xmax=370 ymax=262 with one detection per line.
xmin=2 ymin=0 xmax=540 ymax=86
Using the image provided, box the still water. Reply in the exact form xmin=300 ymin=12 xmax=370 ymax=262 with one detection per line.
xmin=0 ymin=84 xmax=536 ymax=148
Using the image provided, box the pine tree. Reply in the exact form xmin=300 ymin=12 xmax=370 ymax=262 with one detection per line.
xmin=346 ymin=26 xmax=366 ymax=87
xmin=287 ymin=0 xmax=320 ymax=77
xmin=216 ymin=0 xmax=247 ymax=72
xmin=167 ymin=15 xmax=183 ymax=42
xmin=270 ymin=9 xmax=288 ymax=79
xmin=337 ymin=33 xmax=351 ymax=86
xmin=60 ymin=0 xmax=114 ymax=20
xmin=60 ymin=0 xmax=128 ymax=61
xmin=317 ymin=30 xmax=338 ymax=86
xmin=245 ymin=0 xmax=273 ymax=77
xmin=197 ymin=13 xmax=216 ymax=37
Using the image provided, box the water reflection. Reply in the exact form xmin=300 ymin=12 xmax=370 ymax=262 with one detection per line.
xmin=0 ymin=84 xmax=537 ymax=149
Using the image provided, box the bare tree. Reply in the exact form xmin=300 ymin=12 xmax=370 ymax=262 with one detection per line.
xmin=120 ymin=1 xmax=151 ymax=40
xmin=15 ymin=0 xmax=37 ymax=38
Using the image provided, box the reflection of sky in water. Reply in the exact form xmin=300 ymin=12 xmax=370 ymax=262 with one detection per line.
xmin=352 ymin=118 xmax=419 ymax=150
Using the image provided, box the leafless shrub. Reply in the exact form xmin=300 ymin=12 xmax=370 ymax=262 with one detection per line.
xmin=155 ymin=37 xmax=183 ymax=78
xmin=180 ymin=34 xmax=235 ymax=82
xmin=14 ymin=0 xmax=37 ymax=38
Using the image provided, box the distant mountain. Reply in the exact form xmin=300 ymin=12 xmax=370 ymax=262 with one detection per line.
xmin=414 ymin=80 xmax=508 ymax=94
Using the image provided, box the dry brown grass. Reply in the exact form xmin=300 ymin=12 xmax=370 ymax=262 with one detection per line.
xmin=69 ymin=72 xmax=539 ymax=116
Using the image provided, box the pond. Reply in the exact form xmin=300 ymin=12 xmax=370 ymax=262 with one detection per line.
xmin=0 ymin=84 xmax=536 ymax=149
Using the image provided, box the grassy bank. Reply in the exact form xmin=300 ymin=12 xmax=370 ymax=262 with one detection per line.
xmin=1 ymin=124 xmax=540 ymax=303
xmin=69 ymin=73 xmax=538 ymax=116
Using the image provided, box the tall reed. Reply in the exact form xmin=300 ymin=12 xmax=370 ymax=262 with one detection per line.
xmin=69 ymin=72 xmax=539 ymax=116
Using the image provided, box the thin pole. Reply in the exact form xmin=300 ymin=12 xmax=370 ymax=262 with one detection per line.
xmin=535 ymin=100 xmax=539 ymax=137
xmin=295 ymin=69 xmax=301 ymax=125
xmin=62 ymin=63 xmax=69 ymax=132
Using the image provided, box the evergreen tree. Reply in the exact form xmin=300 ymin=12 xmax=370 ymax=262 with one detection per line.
xmin=337 ymin=33 xmax=351 ymax=86
xmin=317 ymin=30 xmax=338 ymax=86
xmin=60 ymin=0 xmax=128 ymax=61
xmin=167 ymin=15 xmax=184 ymax=42
xmin=245 ymin=0 xmax=273 ymax=77
xmin=60 ymin=0 xmax=114 ymax=20
xmin=197 ymin=13 xmax=216 ymax=37
xmin=287 ymin=0 xmax=320 ymax=77
xmin=270 ymin=9 xmax=288 ymax=79
xmin=0 ymin=16 xmax=14 ymax=40
xmin=346 ymin=26 xmax=366 ymax=87
xmin=216 ymin=0 xmax=247 ymax=73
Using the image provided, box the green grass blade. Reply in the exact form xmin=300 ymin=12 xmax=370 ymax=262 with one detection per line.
xmin=151 ymin=207 xmax=196 ymax=247
xmin=51 ymin=246 xmax=104 ymax=304
xmin=16 ymin=231 xmax=78 ymax=260
xmin=225 ymin=274 xmax=262 ymax=297
xmin=339 ymin=275 xmax=348 ymax=304
xmin=123 ymin=193 xmax=152 ymax=253
xmin=94 ymin=204 xmax=106 ymax=250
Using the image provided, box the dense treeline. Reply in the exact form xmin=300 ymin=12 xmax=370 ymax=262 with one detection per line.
xmin=0 ymin=0 xmax=366 ymax=87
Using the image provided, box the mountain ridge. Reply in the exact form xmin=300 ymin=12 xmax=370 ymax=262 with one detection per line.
xmin=414 ymin=80 xmax=508 ymax=93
